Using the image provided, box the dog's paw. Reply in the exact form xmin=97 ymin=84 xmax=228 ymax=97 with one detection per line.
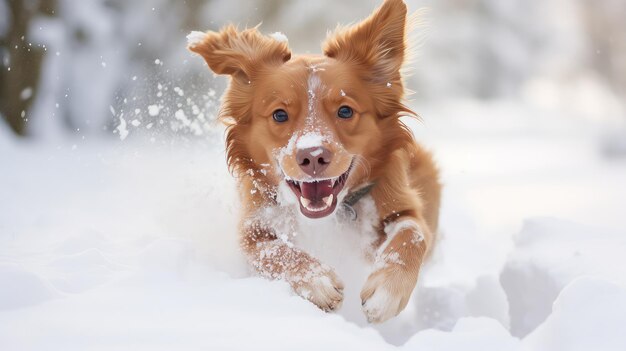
xmin=288 ymin=264 xmax=344 ymax=312
xmin=360 ymin=263 xmax=416 ymax=323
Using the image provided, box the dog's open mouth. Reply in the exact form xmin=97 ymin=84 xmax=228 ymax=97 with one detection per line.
xmin=286 ymin=164 xmax=352 ymax=219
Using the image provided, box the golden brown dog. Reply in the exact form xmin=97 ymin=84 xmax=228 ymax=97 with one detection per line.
xmin=188 ymin=0 xmax=440 ymax=323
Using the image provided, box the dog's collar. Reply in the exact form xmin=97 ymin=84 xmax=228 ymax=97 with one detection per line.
xmin=340 ymin=183 xmax=376 ymax=221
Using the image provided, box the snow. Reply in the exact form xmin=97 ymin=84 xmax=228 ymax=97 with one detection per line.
xmin=403 ymin=317 xmax=523 ymax=350
xmin=186 ymin=31 xmax=207 ymax=47
xmin=382 ymin=219 xmax=424 ymax=244
xmin=19 ymin=87 xmax=33 ymax=100
xmin=147 ymin=104 xmax=161 ymax=117
xmin=309 ymin=148 xmax=323 ymax=157
xmin=501 ymin=217 xmax=626 ymax=337
xmin=116 ymin=115 xmax=129 ymax=140
xmin=296 ymin=132 xmax=324 ymax=149
xmin=523 ymin=278 xmax=626 ymax=351
xmin=270 ymin=31 xmax=289 ymax=43
xmin=2 ymin=100 xmax=626 ymax=349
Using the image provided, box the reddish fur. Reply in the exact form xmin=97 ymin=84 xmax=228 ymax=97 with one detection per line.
xmin=189 ymin=0 xmax=441 ymax=323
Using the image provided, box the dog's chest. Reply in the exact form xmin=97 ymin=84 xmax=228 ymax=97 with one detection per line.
xmin=292 ymin=196 xmax=380 ymax=318
xmin=292 ymin=196 xmax=380 ymax=269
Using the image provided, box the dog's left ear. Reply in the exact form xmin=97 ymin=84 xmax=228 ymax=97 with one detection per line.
xmin=323 ymin=0 xmax=407 ymax=83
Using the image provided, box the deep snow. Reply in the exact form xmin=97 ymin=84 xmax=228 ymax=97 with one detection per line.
xmin=1 ymin=100 xmax=626 ymax=350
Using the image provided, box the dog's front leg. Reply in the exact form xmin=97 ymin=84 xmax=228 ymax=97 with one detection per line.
xmin=361 ymin=215 xmax=430 ymax=323
xmin=241 ymin=221 xmax=344 ymax=311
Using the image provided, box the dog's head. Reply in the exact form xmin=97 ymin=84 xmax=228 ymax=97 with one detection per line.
xmin=189 ymin=0 xmax=415 ymax=218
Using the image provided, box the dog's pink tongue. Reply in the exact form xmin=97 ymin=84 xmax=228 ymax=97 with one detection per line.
xmin=300 ymin=180 xmax=333 ymax=202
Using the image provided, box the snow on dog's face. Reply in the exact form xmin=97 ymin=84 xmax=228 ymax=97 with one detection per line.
xmin=188 ymin=0 xmax=414 ymax=219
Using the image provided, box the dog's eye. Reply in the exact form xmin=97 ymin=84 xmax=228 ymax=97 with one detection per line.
xmin=272 ymin=109 xmax=289 ymax=123
xmin=337 ymin=106 xmax=353 ymax=119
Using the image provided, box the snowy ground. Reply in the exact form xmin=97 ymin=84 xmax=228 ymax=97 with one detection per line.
xmin=1 ymin=100 xmax=626 ymax=350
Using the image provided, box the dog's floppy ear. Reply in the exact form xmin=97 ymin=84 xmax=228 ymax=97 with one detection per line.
xmin=323 ymin=0 xmax=407 ymax=83
xmin=187 ymin=25 xmax=291 ymax=82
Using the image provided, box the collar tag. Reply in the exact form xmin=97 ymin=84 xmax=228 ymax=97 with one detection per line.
xmin=340 ymin=203 xmax=358 ymax=221
xmin=339 ymin=183 xmax=376 ymax=221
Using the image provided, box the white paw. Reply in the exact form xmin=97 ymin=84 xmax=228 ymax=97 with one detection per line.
xmin=289 ymin=266 xmax=344 ymax=312
xmin=360 ymin=267 xmax=415 ymax=323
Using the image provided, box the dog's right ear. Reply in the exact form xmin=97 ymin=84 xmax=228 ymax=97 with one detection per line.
xmin=187 ymin=25 xmax=291 ymax=83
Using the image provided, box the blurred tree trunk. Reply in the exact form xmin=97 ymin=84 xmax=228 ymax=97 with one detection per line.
xmin=0 ymin=0 xmax=55 ymax=137
xmin=582 ymin=0 xmax=626 ymax=103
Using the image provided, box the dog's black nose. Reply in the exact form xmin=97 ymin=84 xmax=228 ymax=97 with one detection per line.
xmin=296 ymin=147 xmax=332 ymax=176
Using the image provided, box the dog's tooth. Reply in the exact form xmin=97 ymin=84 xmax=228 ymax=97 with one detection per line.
xmin=300 ymin=196 xmax=311 ymax=208
xmin=323 ymin=194 xmax=333 ymax=207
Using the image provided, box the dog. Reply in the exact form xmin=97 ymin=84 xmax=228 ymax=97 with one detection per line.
xmin=187 ymin=0 xmax=440 ymax=324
